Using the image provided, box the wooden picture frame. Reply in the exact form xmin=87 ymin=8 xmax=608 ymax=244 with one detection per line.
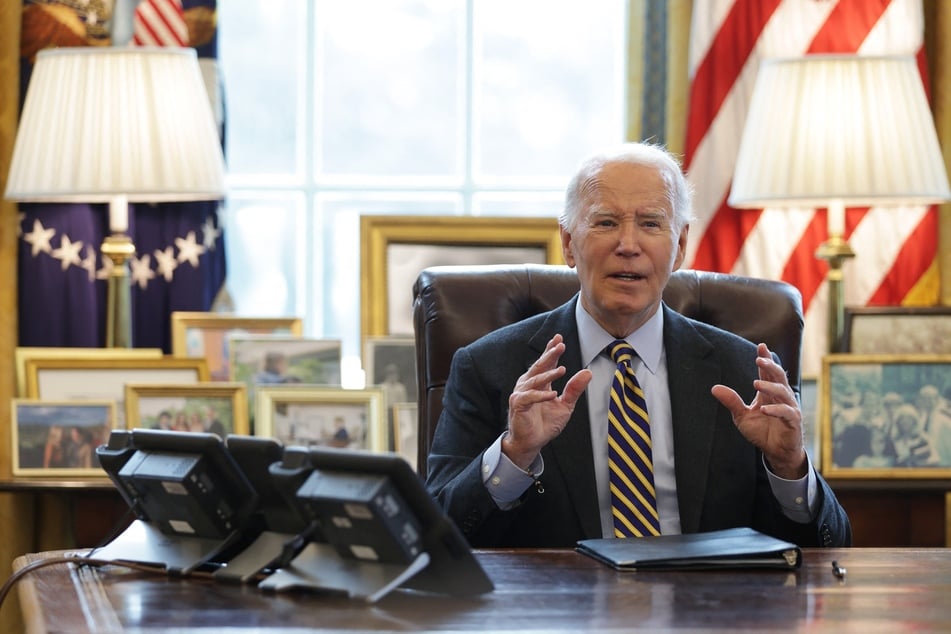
xmin=24 ymin=357 xmax=209 ymax=429
xmin=170 ymin=312 xmax=304 ymax=381
xmin=842 ymin=306 xmax=951 ymax=354
xmin=11 ymin=400 xmax=116 ymax=477
xmin=820 ymin=354 xmax=951 ymax=478
xmin=124 ymin=383 xmax=250 ymax=435
xmin=359 ymin=215 xmax=564 ymax=341
xmin=14 ymin=346 xmax=164 ymax=398
xmin=255 ymin=385 xmax=387 ymax=452
xmin=364 ymin=335 xmax=416 ymax=450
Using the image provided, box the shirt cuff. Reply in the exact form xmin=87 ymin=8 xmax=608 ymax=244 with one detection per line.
xmin=764 ymin=454 xmax=818 ymax=522
xmin=482 ymin=433 xmax=544 ymax=510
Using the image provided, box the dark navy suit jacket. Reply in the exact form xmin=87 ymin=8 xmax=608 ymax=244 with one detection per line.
xmin=426 ymin=296 xmax=851 ymax=548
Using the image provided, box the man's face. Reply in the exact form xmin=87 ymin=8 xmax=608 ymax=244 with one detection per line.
xmin=560 ymin=161 xmax=687 ymax=337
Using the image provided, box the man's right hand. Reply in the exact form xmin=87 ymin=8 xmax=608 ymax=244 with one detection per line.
xmin=502 ymin=334 xmax=592 ymax=470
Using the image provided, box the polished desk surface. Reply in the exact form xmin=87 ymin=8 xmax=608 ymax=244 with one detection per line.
xmin=13 ymin=547 xmax=951 ymax=632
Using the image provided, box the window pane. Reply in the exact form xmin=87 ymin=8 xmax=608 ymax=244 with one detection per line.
xmin=316 ymin=196 xmax=464 ymax=359
xmin=317 ymin=0 xmax=466 ymax=181
xmin=473 ymin=192 xmax=565 ymax=217
xmin=219 ymin=1 xmax=305 ymax=180
xmin=223 ymin=193 xmax=306 ymax=318
xmin=473 ymin=0 xmax=626 ymax=185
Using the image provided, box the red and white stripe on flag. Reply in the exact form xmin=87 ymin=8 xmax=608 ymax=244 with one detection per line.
xmin=132 ymin=0 xmax=188 ymax=47
xmin=684 ymin=0 xmax=936 ymax=375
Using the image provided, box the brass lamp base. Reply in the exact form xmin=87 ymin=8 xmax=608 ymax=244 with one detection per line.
xmin=101 ymin=234 xmax=136 ymax=348
xmin=815 ymin=235 xmax=855 ymax=353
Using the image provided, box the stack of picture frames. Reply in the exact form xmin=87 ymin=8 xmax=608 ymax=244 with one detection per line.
xmin=10 ymin=314 xmax=408 ymax=479
xmin=359 ymin=214 xmax=566 ymax=471
xmin=820 ymin=306 xmax=951 ymax=485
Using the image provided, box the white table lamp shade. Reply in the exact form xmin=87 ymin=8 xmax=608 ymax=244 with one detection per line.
xmin=4 ymin=46 xmax=225 ymax=203
xmin=729 ymin=54 xmax=950 ymax=210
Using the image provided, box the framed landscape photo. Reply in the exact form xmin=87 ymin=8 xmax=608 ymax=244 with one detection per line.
xmin=170 ymin=312 xmax=303 ymax=381
xmin=11 ymin=400 xmax=116 ymax=477
xmin=842 ymin=306 xmax=951 ymax=354
xmin=124 ymin=383 xmax=249 ymax=436
xmin=255 ymin=385 xmax=387 ymax=452
xmin=820 ymin=354 xmax=951 ymax=479
xmin=360 ymin=215 xmax=564 ymax=341
xmin=24 ymin=357 xmax=209 ymax=429
xmin=14 ymin=346 xmax=164 ymax=398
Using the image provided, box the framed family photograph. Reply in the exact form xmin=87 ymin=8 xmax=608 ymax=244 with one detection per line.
xmin=24 ymin=357 xmax=209 ymax=429
xmin=124 ymin=383 xmax=250 ymax=436
xmin=359 ymin=215 xmax=564 ymax=341
xmin=364 ymin=335 xmax=416 ymax=449
xmin=255 ymin=385 xmax=387 ymax=452
xmin=14 ymin=346 xmax=164 ymax=398
xmin=820 ymin=354 xmax=951 ymax=479
xmin=170 ymin=312 xmax=304 ymax=381
xmin=842 ymin=306 xmax=951 ymax=354
xmin=11 ymin=400 xmax=116 ymax=477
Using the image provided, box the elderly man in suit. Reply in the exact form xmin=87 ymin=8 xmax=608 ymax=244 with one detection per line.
xmin=425 ymin=142 xmax=851 ymax=548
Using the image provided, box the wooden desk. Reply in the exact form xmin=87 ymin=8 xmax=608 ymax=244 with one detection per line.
xmin=12 ymin=547 xmax=951 ymax=632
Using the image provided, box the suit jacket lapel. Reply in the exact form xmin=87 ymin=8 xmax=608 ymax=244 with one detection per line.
xmin=526 ymin=298 xmax=602 ymax=539
xmin=663 ymin=306 xmax=723 ymax=534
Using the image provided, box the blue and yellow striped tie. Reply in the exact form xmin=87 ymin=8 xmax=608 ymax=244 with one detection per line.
xmin=607 ymin=340 xmax=660 ymax=538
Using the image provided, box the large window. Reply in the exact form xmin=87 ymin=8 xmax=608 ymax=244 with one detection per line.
xmin=218 ymin=0 xmax=627 ymax=374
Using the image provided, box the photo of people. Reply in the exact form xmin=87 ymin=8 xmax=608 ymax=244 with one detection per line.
xmin=256 ymin=386 xmax=387 ymax=452
xmin=129 ymin=388 xmax=246 ymax=436
xmin=825 ymin=358 xmax=951 ymax=474
xmin=13 ymin=401 xmax=115 ymax=475
xmin=364 ymin=337 xmax=416 ymax=451
xmin=230 ymin=336 xmax=343 ymax=430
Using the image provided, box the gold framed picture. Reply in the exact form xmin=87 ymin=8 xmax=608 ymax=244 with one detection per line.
xmin=170 ymin=312 xmax=304 ymax=381
xmin=820 ymin=354 xmax=951 ymax=478
xmin=24 ymin=357 xmax=209 ymax=428
xmin=11 ymin=399 xmax=117 ymax=477
xmin=359 ymin=215 xmax=564 ymax=342
xmin=842 ymin=307 xmax=951 ymax=354
xmin=124 ymin=383 xmax=250 ymax=435
xmin=14 ymin=346 xmax=164 ymax=398
xmin=255 ymin=385 xmax=387 ymax=452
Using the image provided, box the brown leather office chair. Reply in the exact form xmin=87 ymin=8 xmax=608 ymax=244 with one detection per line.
xmin=411 ymin=263 xmax=804 ymax=475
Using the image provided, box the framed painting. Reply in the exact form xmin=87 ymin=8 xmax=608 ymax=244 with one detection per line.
xmin=24 ymin=357 xmax=209 ymax=429
xmin=359 ymin=215 xmax=563 ymax=341
xmin=820 ymin=354 xmax=951 ymax=478
xmin=364 ymin=335 xmax=416 ymax=450
xmin=170 ymin=312 xmax=303 ymax=381
xmin=11 ymin=400 xmax=116 ymax=477
xmin=255 ymin=385 xmax=387 ymax=452
xmin=124 ymin=383 xmax=250 ymax=435
xmin=14 ymin=346 xmax=164 ymax=398
xmin=842 ymin=307 xmax=951 ymax=354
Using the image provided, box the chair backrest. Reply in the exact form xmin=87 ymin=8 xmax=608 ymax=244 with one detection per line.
xmin=411 ymin=263 xmax=804 ymax=475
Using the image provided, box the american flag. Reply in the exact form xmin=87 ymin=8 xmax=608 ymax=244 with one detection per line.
xmin=133 ymin=0 xmax=189 ymax=47
xmin=684 ymin=0 xmax=935 ymax=375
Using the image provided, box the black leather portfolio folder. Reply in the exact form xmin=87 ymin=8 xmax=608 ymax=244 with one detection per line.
xmin=576 ymin=527 xmax=802 ymax=571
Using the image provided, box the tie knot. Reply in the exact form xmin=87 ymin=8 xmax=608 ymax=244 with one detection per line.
xmin=608 ymin=340 xmax=635 ymax=365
